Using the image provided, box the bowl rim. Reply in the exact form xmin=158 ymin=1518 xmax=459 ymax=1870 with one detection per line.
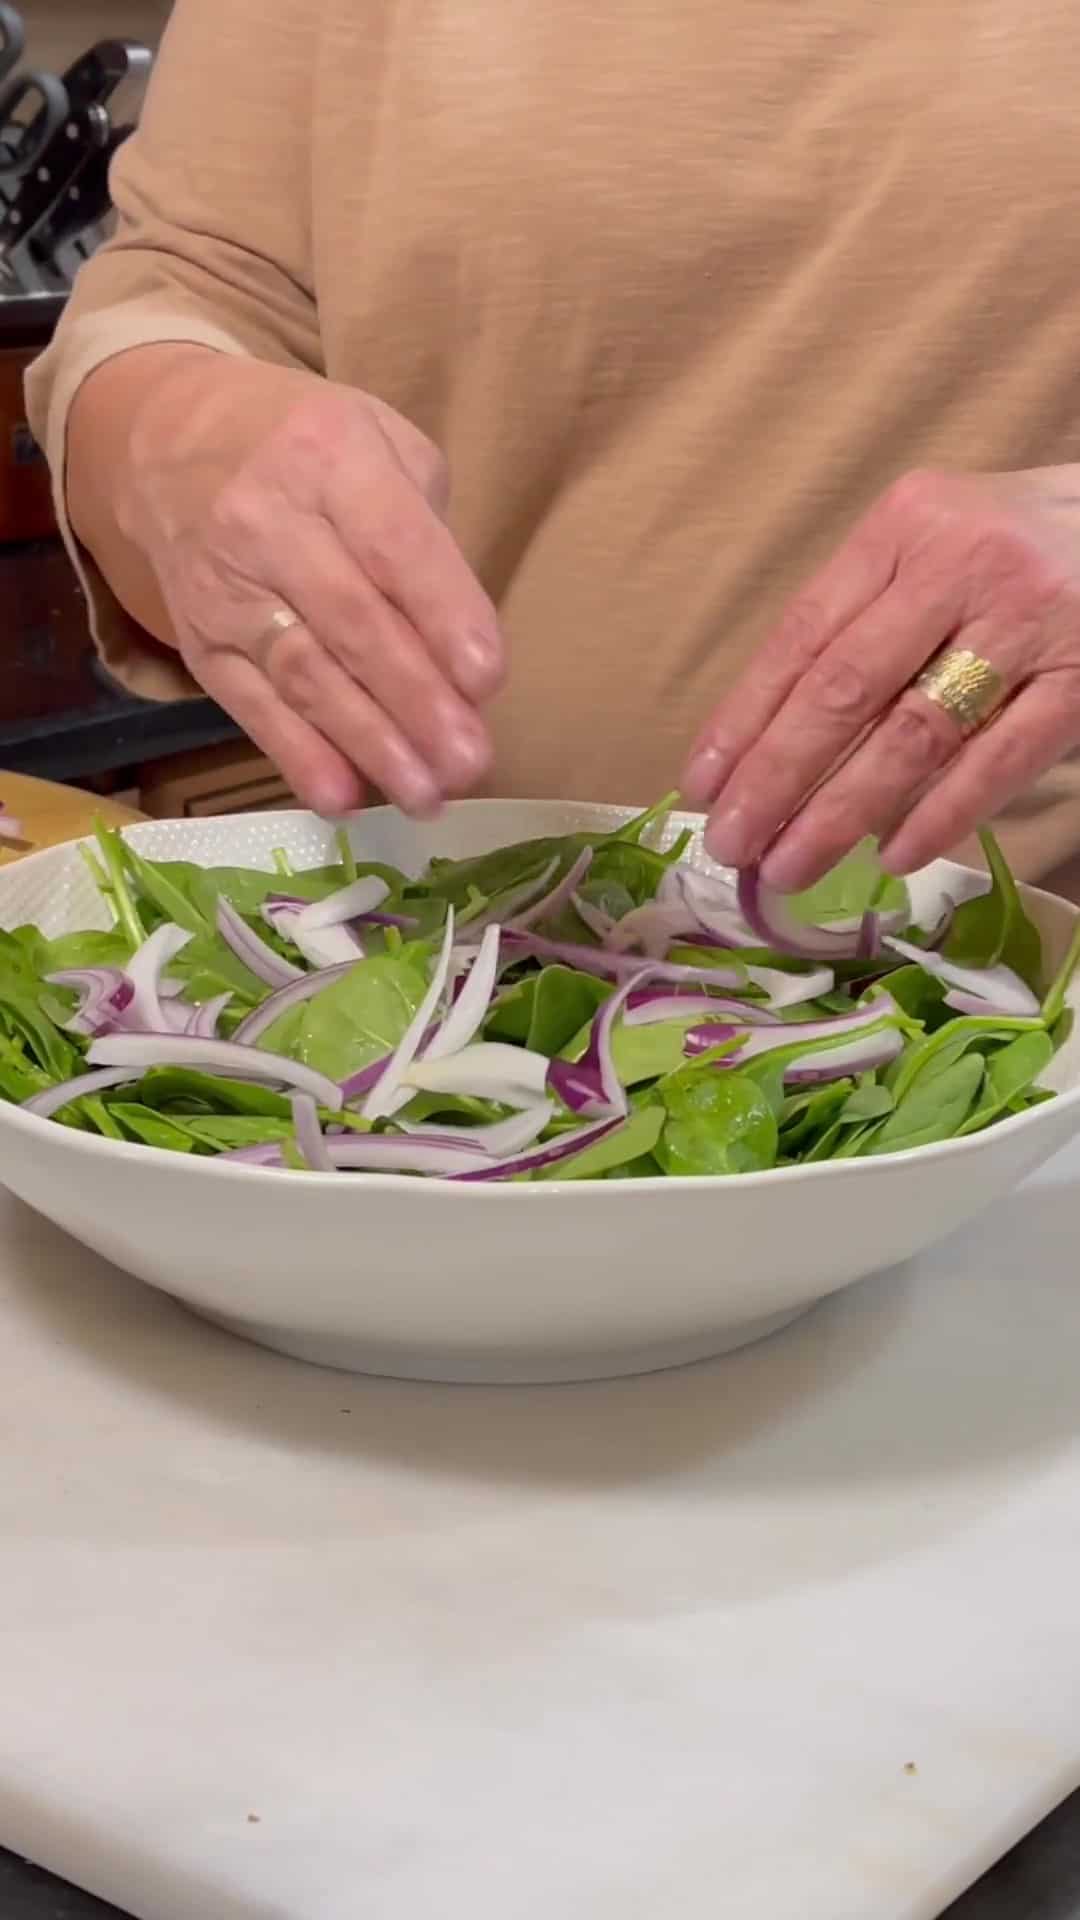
xmin=0 ymin=803 xmax=1076 ymax=1198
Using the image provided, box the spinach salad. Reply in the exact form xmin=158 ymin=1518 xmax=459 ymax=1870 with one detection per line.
xmin=0 ymin=799 xmax=1076 ymax=1181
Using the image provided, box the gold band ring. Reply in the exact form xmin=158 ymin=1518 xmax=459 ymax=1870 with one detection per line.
xmin=252 ymin=604 xmax=303 ymax=671
xmin=913 ymin=647 xmax=1006 ymax=738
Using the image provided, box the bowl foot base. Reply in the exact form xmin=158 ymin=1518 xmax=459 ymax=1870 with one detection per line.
xmin=190 ymin=1300 xmax=811 ymax=1385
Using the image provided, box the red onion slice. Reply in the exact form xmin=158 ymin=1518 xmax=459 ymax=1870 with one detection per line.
xmin=87 ymin=1033 xmax=343 ymax=1110
xmin=673 ymin=866 xmax=756 ymax=946
xmin=405 ymin=1040 xmax=550 ymax=1107
xmin=22 ymin=1067 xmax=139 ymax=1119
xmin=46 ymin=967 xmax=135 ymax=1038
xmin=580 ymin=962 xmax=663 ymax=1116
xmin=422 ymin=924 xmax=500 ymax=1061
xmin=622 ymin=986 xmax=780 ymax=1028
xmin=509 ymin=846 xmax=594 ymax=932
xmin=744 ymin=965 xmax=835 ymax=1011
xmin=263 ymin=900 xmax=363 ymax=970
xmin=219 ymin=1141 xmax=285 ymax=1167
xmin=737 ymin=866 xmax=906 ymax=961
xmin=497 ymin=930 xmax=746 ymax=988
xmin=362 ymin=909 xmax=456 ymax=1120
xmin=294 ymin=875 xmax=389 ymax=932
xmin=571 ymin=892 xmax=616 ymax=941
xmin=399 ymin=1100 xmax=554 ymax=1156
xmin=216 ymin=897 xmax=303 ymax=988
xmin=683 ymin=1006 xmax=905 ymax=1082
xmin=0 ymin=806 xmax=25 ymax=842
xmin=883 ymin=935 xmax=1041 ymax=1017
xmin=125 ymin=923 xmax=193 ymax=1031
xmin=545 ymin=1057 xmax=613 ymax=1116
xmin=458 ymin=857 xmax=560 ymax=938
xmin=231 ymin=959 xmax=366 ymax=1047
xmin=451 ymin=1115 xmax=626 ymax=1182
xmin=605 ymin=901 xmax=696 ymax=959
xmin=184 ymin=991 xmax=233 ymax=1040
xmin=291 ymin=1092 xmax=333 ymax=1171
xmin=326 ymin=1134 xmax=496 ymax=1174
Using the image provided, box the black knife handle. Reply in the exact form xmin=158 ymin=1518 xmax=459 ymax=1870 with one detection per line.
xmin=61 ymin=40 xmax=154 ymax=115
xmin=0 ymin=4 xmax=25 ymax=85
xmin=29 ymin=123 xmax=133 ymax=262
xmin=0 ymin=102 xmax=111 ymax=259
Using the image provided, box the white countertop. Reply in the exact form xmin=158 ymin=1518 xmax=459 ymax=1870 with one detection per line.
xmin=2 ymin=1146 xmax=1080 ymax=1920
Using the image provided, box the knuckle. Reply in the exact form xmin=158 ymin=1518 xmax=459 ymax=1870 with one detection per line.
xmin=808 ymin=652 xmax=872 ymax=720
xmin=772 ymin=597 xmax=830 ymax=674
xmin=891 ymin=697 xmax=954 ymax=775
xmin=268 ymin=627 xmax=321 ymax=713
xmin=210 ymin=479 xmax=266 ymax=552
xmin=886 ymin=468 xmax=946 ymax=523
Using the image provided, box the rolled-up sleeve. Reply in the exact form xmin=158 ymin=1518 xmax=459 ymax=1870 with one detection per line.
xmin=25 ymin=0 xmax=322 ymax=700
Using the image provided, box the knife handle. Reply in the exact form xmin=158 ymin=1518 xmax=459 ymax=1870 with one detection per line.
xmin=0 ymin=73 xmax=70 ymax=177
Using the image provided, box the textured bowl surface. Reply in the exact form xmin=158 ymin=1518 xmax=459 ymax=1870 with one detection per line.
xmin=0 ymin=801 xmax=1078 ymax=1384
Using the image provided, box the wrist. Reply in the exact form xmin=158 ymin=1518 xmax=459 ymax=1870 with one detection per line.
xmin=115 ymin=344 xmax=237 ymax=546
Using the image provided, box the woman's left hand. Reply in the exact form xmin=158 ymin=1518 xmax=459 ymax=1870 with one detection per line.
xmin=682 ymin=467 xmax=1080 ymax=886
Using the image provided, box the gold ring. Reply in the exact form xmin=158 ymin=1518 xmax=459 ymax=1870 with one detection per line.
xmin=253 ymin=604 xmax=303 ymax=670
xmin=913 ymin=647 xmax=1006 ymax=737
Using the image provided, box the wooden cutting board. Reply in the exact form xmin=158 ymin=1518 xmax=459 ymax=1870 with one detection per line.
xmin=0 ymin=773 xmax=143 ymax=862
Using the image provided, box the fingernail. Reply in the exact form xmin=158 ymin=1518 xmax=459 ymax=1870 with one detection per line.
xmin=444 ymin=719 xmax=492 ymax=787
xmin=682 ymin=745 xmax=730 ymax=809
xmin=397 ymin=761 xmax=443 ymax=820
xmin=760 ymin=840 xmax=813 ymax=892
xmin=704 ymin=802 xmax=752 ymax=869
xmin=457 ymin=628 xmax=503 ymax=699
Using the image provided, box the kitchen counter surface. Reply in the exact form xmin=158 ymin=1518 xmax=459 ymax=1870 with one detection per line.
xmin=3 ymin=1800 xmax=1079 ymax=1916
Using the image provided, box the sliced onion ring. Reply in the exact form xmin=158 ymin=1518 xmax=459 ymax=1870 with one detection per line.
xmin=231 ymin=960 xmax=366 ymax=1047
xmin=883 ymin=935 xmax=1041 ymax=1017
xmin=216 ymin=897 xmax=302 ymax=988
xmin=291 ymin=1092 xmax=333 ymax=1171
xmin=451 ymin=1115 xmax=626 ymax=1182
xmin=87 ymin=1033 xmax=343 ymax=1110
xmin=22 ymin=1067 xmax=139 ymax=1119
xmin=422 ymin=924 xmax=500 ymax=1062
xmin=295 ymin=874 xmax=389 ymax=932
xmin=362 ymin=909 xmax=456 ymax=1120
xmin=737 ymin=866 xmax=907 ymax=961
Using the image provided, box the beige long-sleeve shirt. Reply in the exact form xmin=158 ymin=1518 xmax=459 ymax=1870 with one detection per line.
xmin=26 ymin=0 xmax=1080 ymax=886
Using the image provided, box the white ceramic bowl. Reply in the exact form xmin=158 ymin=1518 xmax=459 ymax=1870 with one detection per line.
xmin=0 ymin=801 xmax=1078 ymax=1384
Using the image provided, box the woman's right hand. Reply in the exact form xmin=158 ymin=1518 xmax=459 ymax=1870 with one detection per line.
xmin=75 ymin=347 xmax=504 ymax=818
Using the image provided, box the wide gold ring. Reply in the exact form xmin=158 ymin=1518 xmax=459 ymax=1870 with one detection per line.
xmin=913 ymin=647 xmax=1006 ymax=738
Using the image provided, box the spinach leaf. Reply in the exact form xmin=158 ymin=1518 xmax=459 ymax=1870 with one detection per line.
xmin=0 ymin=981 xmax=78 ymax=1081
xmin=137 ymin=1067 xmax=292 ymax=1117
xmin=865 ymin=1053 xmax=985 ymax=1154
xmin=262 ymin=951 xmax=428 ymax=1082
xmin=954 ymin=1029 xmax=1054 ymax=1136
xmin=485 ymin=967 xmax=609 ymax=1054
xmin=110 ymin=1104 xmax=200 ymax=1153
xmin=882 ymin=964 xmax=948 ymax=1028
xmin=1042 ymin=919 xmax=1080 ymax=1030
xmin=784 ymin=837 xmax=909 ymax=926
xmin=651 ymin=1060 xmax=778 ymax=1176
xmin=778 ymin=1082 xmax=854 ymax=1149
xmin=538 ymin=1105 xmax=665 ymax=1181
xmin=0 ymin=1029 xmax=53 ymax=1103
xmin=887 ymin=1013 xmax=1042 ymax=1104
xmin=944 ymin=827 xmax=1043 ymax=987
xmin=839 ymin=1080 xmax=895 ymax=1123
